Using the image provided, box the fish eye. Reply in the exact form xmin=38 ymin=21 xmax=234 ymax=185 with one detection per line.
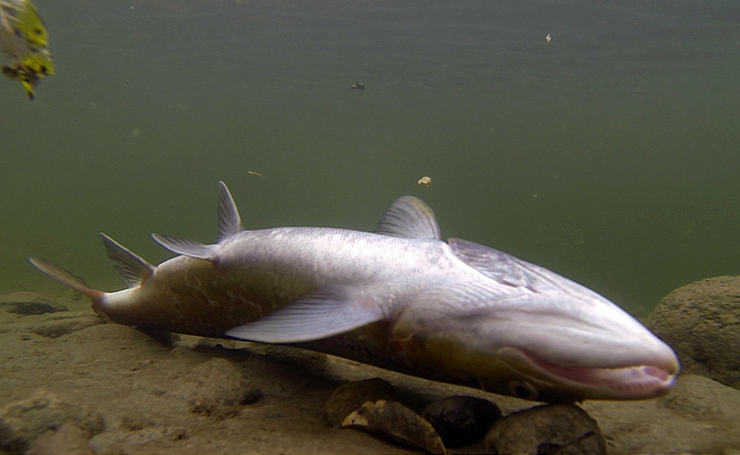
xmin=509 ymin=380 xmax=538 ymax=400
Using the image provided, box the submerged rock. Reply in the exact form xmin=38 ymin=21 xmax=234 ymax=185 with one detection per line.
xmin=421 ymin=395 xmax=501 ymax=448
xmin=342 ymin=399 xmax=446 ymax=455
xmin=647 ymin=275 xmax=740 ymax=389
xmin=0 ymin=291 xmax=67 ymax=315
xmin=0 ymin=390 xmax=104 ymax=453
xmin=485 ymin=403 xmax=606 ymax=455
xmin=324 ymin=378 xmax=395 ymax=427
xmin=584 ymin=373 xmax=740 ymax=454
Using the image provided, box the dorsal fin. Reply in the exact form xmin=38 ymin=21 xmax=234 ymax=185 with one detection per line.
xmin=150 ymin=233 xmax=216 ymax=260
xmin=99 ymin=232 xmax=155 ymax=288
xmin=376 ymin=196 xmax=441 ymax=240
xmin=217 ymin=181 xmax=242 ymax=241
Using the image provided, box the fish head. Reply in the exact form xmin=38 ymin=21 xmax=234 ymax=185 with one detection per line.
xmin=391 ymin=280 xmax=679 ymax=402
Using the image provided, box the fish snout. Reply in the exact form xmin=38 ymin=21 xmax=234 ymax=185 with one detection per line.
xmin=493 ymin=314 xmax=680 ymax=400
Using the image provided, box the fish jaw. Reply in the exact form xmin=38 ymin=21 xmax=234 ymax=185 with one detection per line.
xmin=494 ymin=346 xmax=677 ymax=401
xmin=390 ymin=283 xmax=679 ymax=402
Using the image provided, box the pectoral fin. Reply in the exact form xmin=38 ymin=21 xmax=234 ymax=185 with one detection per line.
xmin=226 ymin=285 xmax=385 ymax=343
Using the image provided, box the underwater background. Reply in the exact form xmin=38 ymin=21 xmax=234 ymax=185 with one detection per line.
xmin=0 ymin=0 xmax=738 ymax=316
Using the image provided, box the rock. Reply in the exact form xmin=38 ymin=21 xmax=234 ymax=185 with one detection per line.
xmin=421 ymin=395 xmax=501 ymax=448
xmin=658 ymin=374 xmax=740 ymax=419
xmin=342 ymin=399 xmax=447 ymax=455
xmin=0 ymin=292 xmax=67 ymax=315
xmin=0 ymin=390 xmax=104 ymax=453
xmin=324 ymin=378 xmax=395 ymax=427
xmin=26 ymin=422 xmax=94 ymax=455
xmin=647 ymin=275 xmax=740 ymax=388
xmin=173 ymin=358 xmax=262 ymax=418
xmin=485 ymin=403 xmax=606 ymax=455
xmin=584 ymin=374 xmax=740 ymax=454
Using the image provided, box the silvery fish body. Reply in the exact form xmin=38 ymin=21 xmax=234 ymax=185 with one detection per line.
xmin=30 ymin=182 xmax=679 ymax=402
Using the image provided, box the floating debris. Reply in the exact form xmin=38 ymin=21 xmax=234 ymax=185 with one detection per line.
xmin=247 ymin=170 xmax=264 ymax=178
xmin=417 ymin=176 xmax=432 ymax=187
xmin=350 ymin=81 xmax=365 ymax=90
xmin=0 ymin=0 xmax=54 ymax=99
xmin=342 ymin=400 xmax=447 ymax=455
xmin=545 ymin=33 xmax=552 ymax=43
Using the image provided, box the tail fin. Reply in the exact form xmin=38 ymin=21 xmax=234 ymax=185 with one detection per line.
xmin=28 ymin=257 xmax=105 ymax=301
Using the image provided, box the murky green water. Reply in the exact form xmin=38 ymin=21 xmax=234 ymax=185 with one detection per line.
xmin=1 ymin=0 xmax=738 ymax=315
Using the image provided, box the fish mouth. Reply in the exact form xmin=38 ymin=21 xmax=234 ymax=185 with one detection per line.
xmin=498 ymin=347 xmax=678 ymax=400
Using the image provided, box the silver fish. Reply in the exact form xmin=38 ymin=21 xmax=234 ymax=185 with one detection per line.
xmin=29 ymin=182 xmax=679 ymax=402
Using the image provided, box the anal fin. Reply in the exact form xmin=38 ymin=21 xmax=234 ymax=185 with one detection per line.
xmin=226 ymin=285 xmax=386 ymax=343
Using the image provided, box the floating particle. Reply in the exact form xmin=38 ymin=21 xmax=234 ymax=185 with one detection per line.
xmin=247 ymin=170 xmax=264 ymax=178
xmin=417 ymin=176 xmax=432 ymax=187
xmin=545 ymin=33 xmax=552 ymax=43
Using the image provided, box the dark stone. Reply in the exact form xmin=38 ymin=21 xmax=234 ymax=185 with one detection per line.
xmin=484 ymin=403 xmax=606 ymax=455
xmin=324 ymin=378 xmax=395 ymax=427
xmin=421 ymin=395 xmax=502 ymax=447
xmin=0 ymin=292 xmax=67 ymax=316
xmin=342 ymin=399 xmax=446 ymax=455
xmin=239 ymin=388 xmax=264 ymax=405
xmin=647 ymin=275 xmax=740 ymax=389
xmin=30 ymin=314 xmax=102 ymax=338
xmin=7 ymin=301 xmax=65 ymax=315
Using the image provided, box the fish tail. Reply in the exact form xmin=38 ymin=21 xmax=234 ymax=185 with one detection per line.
xmin=28 ymin=257 xmax=105 ymax=301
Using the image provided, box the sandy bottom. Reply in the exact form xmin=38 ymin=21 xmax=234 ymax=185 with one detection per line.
xmin=1 ymin=290 xmax=738 ymax=454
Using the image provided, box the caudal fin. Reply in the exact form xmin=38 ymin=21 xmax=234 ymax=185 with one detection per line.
xmin=28 ymin=257 xmax=104 ymax=301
